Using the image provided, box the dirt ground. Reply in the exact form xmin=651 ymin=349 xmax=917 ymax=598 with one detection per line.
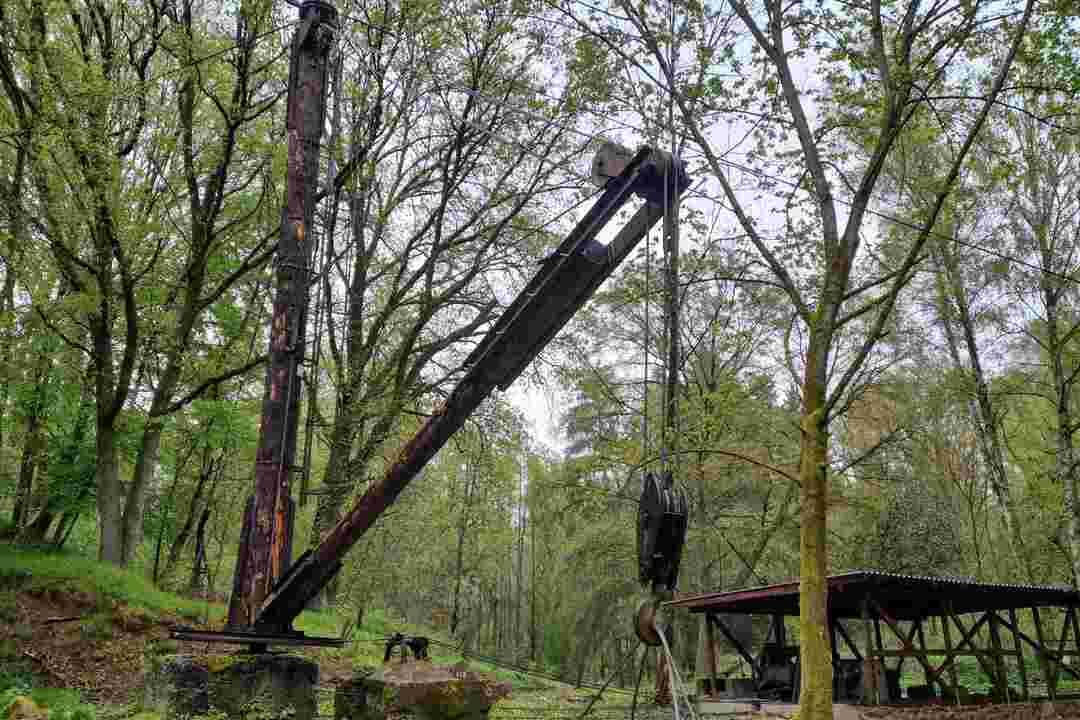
xmin=1 ymin=583 xmax=359 ymax=708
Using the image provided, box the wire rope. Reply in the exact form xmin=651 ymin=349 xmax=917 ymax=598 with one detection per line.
xmin=664 ymin=0 xmax=680 ymax=476
xmin=630 ymin=644 xmax=649 ymax=720
xmin=656 ymin=626 xmax=698 ymax=720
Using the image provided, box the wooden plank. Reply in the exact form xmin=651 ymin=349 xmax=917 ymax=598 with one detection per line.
xmin=704 ymin=612 xmax=718 ymax=690
xmin=862 ymin=597 xmax=878 ymax=705
xmin=1009 ymin=607 xmax=1029 ymax=700
xmin=1033 ymin=606 xmax=1057 ymax=699
xmin=709 ymin=613 xmax=759 ymax=681
xmin=951 ymin=612 xmax=998 ymax=684
xmin=870 ymin=648 xmax=1019 ymax=658
xmin=835 ymin=618 xmax=863 ymax=661
xmin=871 ymin=600 xmax=938 ymax=687
xmin=915 ymin=617 xmax=934 ymax=691
xmin=987 ymin=609 xmax=1009 ymax=701
xmin=942 ymin=607 xmax=960 ymax=702
xmin=874 ymin=617 xmax=886 ymax=670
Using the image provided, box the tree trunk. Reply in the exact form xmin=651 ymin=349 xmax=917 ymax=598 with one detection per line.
xmin=121 ymin=420 xmax=164 ymax=565
xmin=96 ymin=421 xmax=125 ymax=564
xmin=798 ymin=348 xmax=832 ymax=719
xmin=12 ymin=401 xmax=44 ymax=531
xmin=308 ymin=423 xmax=355 ymax=608
xmin=11 ymin=351 xmax=49 ymax=530
xmin=189 ymin=507 xmax=211 ymax=596
xmin=933 ymin=240 xmax=1032 ymax=579
xmin=1045 ymin=288 xmax=1080 ymax=586
xmin=0 ymin=141 xmax=28 ymax=515
xmin=451 ymin=462 xmax=475 ymax=636
xmin=530 ymin=512 xmax=537 ymax=661
xmin=160 ymin=448 xmax=217 ymax=584
xmin=20 ymin=504 xmax=57 ymax=543
xmin=53 ymin=511 xmax=81 ymax=549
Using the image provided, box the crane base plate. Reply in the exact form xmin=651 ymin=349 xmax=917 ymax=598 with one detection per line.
xmin=171 ymin=626 xmax=345 ymax=648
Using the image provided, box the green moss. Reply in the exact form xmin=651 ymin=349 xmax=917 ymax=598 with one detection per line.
xmin=145 ymin=639 xmax=179 ymax=657
xmin=199 ymin=654 xmax=256 ymax=674
xmin=79 ymin=613 xmax=115 ymax=641
xmin=0 ymin=592 xmax=17 ymax=623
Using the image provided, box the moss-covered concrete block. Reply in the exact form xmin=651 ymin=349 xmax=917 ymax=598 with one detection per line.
xmin=143 ymin=655 xmax=209 ymax=719
xmin=335 ymin=663 xmax=511 ymax=720
xmin=206 ymin=653 xmax=318 ymax=718
xmin=142 ymin=653 xmax=317 ymax=720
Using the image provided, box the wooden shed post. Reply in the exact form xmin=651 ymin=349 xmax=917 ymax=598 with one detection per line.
xmin=1032 ymin=605 xmax=1056 ymax=700
xmin=941 ymin=604 xmax=960 ymax=701
xmin=987 ymin=609 xmax=1009 ymax=701
xmin=861 ymin=597 xmax=878 ymax=705
xmin=914 ymin=617 xmax=933 ymax=691
xmin=702 ymin=612 xmax=718 ymax=696
xmin=1008 ymin=608 xmax=1029 ymax=700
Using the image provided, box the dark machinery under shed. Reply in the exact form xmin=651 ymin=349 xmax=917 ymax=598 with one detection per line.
xmin=668 ymin=570 xmax=1080 ymax=706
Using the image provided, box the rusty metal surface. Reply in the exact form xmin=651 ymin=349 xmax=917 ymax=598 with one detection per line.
xmin=667 ymin=571 xmax=1080 ymax=619
xmin=170 ymin=625 xmax=345 ymax=648
xmin=635 ymin=600 xmax=661 ymax=646
xmin=227 ymin=0 xmax=338 ymax=630
xmin=257 ymin=146 xmax=689 ymax=630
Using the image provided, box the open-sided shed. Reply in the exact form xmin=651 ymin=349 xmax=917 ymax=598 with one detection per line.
xmin=666 ymin=571 xmax=1080 ymax=706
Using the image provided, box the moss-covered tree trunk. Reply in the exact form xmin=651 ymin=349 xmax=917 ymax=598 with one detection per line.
xmin=798 ymin=369 xmax=831 ymax=717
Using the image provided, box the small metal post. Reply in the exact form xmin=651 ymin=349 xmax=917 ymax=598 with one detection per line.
xmin=703 ymin=613 xmax=718 ymax=696
xmin=1008 ymin=608 xmax=1029 ymax=700
xmin=914 ymin=617 xmax=932 ymax=692
xmin=941 ymin=605 xmax=960 ymax=701
xmin=1033 ymin=605 xmax=1056 ymax=700
xmin=987 ymin=611 xmax=1008 ymax=701
xmin=862 ymin=598 xmax=876 ymax=705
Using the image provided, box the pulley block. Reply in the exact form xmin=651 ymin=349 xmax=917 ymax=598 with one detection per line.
xmin=637 ymin=470 xmax=688 ymax=593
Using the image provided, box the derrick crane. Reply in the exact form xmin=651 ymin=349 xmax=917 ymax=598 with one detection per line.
xmin=174 ymin=142 xmax=689 ymax=647
xmin=256 ymin=144 xmax=690 ymax=635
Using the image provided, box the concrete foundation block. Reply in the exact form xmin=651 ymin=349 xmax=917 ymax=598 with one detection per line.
xmin=144 ymin=655 xmax=210 ymax=719
xmin=144 ymin=653 xmax=318 ymax=720
xmin=335 ymin=662 xmax=511 ymax=720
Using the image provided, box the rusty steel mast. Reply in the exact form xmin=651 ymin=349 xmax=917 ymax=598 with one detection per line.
xmin=225 ymin=0 xmax=338 ymax=632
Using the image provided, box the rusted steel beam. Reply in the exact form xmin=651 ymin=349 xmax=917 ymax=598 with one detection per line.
xmin=256 ymin=145 xmax=688 ymax=631
xmin=227 ymin=0 xmax=338 ymax=630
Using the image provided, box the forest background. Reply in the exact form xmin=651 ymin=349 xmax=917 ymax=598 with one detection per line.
xmin=0 ymin=0 xmax=1078 ymax=717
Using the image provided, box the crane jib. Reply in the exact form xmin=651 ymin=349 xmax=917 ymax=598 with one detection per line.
xmin=255 ymin=144 xmax=690 ymax=633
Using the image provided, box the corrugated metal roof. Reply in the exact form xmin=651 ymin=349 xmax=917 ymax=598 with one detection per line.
xmin=665 ymin=570 xmax=1080 ymax=620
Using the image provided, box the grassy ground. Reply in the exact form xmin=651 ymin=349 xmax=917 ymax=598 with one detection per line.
xmin=0 ymin=542 xmax=632 ymax=720
xmin=0 ymin=543 xmax=221 ymax=624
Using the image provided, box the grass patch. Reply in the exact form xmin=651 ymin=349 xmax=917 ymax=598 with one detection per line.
xmin=0 ymin=543 xmax=222 ymax=623
xmin=0 ymin=591 xmax=17 ymax=623
xmin=80 ymin=613 xmax=116 ymax=641
xmin=0 ymin=685 xmax=97 ymax=720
